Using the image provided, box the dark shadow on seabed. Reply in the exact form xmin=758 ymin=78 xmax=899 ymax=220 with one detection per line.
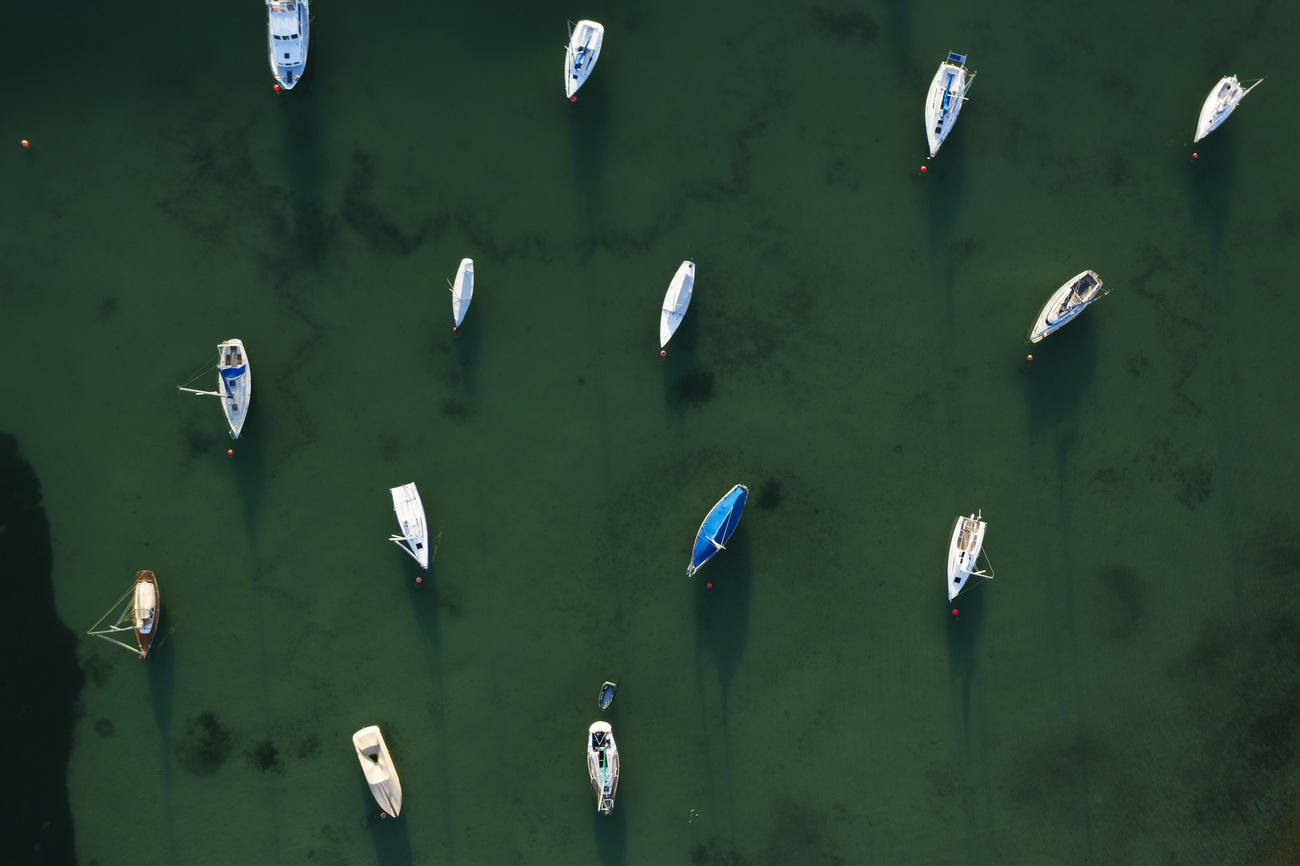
xmin=1024 ymin=315 xmax=1099 ymax=432
xmin=593 ymin=800 xmax=627 ymax=866
xmin=662 ymin=309 xmax=704 ymax=417
xmin=923 ymin=119 xmax=967 ymax=262
xmin=1186 ymin=125 xmax=1236 ymax=255
xmin=0 ymin=433 xmax=82 ymax=866
xmin=944 ymin=583 xmax=987 ymax=729
xmin=150 ymin=632 xmax=179 ymax=866
xmin=230 ymin=408 xmax=267 ymax=542
xmin=693 ymin=531 xmax=753 ymax=719
xmin=280 ymin=82 xmax=329 ymax=268
xmin=362 ymin=784 xmax=414 ymax=866
xmin=570 ymin=78 xmax=611 ymax=221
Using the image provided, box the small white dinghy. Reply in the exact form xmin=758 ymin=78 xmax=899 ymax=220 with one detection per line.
xmin=587 ymin=721 xmax=619 ymax=815
xmin=947 ymin=511 xmax=993 ymax=601
xmin=389 ymin=483 xmax=430 ymax=570
xmin=565 ymin=20 xmax=605 ymax=100
xmin=352 ymin=726 xmax=403 ymax=817
xmin=449 ymin=258 xmax=474 ymax=331
xmin=266 ymin=0 xmax=310 ymax=90
xmin=1028 ymin=270 xmax=1108 ymax=344
xmin=924 ymin=51 xmax=975 ymax=158
xmin=178 ymin=339 xmax=253 ymax=439
xmin=659 ymin=261 xmax=695 ymax=351
xmin=1193 ymin=75 xmax=1262 ymax=143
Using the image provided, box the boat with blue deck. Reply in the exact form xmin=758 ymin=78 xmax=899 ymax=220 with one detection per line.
xmin=598 ymin=681 xmax=617 ymax=711
xmin=177 ymin=339 xmax=252 ymax=439
xmin=924 ymin=52 xmax=975 ymax=158
xmin=686 ymin=484 xmax=748 ymax=577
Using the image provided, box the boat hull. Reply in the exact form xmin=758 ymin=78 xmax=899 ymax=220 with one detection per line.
xmin=1193 ymin=75 xmax=1259 ymax=143
xmin=1028 ymin=270 xmax=1105 ymax=343
xmin=924 ymin=53 xmax=973 ymax=157
xmin=390 ymin=483 xmax=430 ymax=570
xmin=565 ymin=21 xmax=605 ymax=99
xmin=587 ymin=721 xmax=619 ymax=815
xmin=659 ymin=261 xmax=695 ymax=348
xmin=218 ymin=339 xmax=252 ymax=439
xmin=687 ymin=484 xmax=748 ymax=577
xmin=451 ymin=258 xmax=474 ymax=328
xmin=353 ymin=726 xmax=403 ymax=817
xmin=267 ymin=0 xmax=310 ymax=90
xmin=946 ymin=515 xmax=986 ymax=601
xmin=134 ymin=570 xmax=160 ymax=659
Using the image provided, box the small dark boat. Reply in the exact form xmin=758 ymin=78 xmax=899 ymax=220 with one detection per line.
xmin=598 ymin=681 xmax=617 ymax=711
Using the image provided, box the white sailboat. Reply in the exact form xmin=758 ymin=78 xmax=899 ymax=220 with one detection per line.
xmin=178 ymin=339 xmax=253 ymax=439
xmin=924 ymin=51 xmax=975 ymax=158
xmin=1193 ymin=75 xmax=1262 ymax=143
xmin=449 ymin=258 xmax=474 ymax=331
xmin=565 ymin=20 xmax=605 ymax=100
xmin=267 ymin=0 xmax=310 ymax=90
xmin=1028 ymin=270 xmax=1107 ymax=343
xmin=587 ymin=721 xmax=619 ymax=815
xmin=352 ymin=726 xmax=403 ymax=817
xmin=87 ymin=571 xmax=161 ymax=660
xmin=659 ymin=261 xmax=695 ymax=350
xmin=389 ymin=483 xmax=430 ymax=570
xmin=947 ymin=511 xmax=992 ymax=601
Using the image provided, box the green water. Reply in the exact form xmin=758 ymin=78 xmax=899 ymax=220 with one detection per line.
xmin=3 ymin=0 xmax=1300 ymax=863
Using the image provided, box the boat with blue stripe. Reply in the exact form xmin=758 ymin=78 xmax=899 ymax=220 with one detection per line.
xmin=565 ymin=20 xmax=605 ymax=101
xmin=924 ymin=51 xmax=975 ymax=158
xmin=177 ymin=339 xmax=253 ymax=439
xmin=686 ymin=484 xmax=748 ymax=578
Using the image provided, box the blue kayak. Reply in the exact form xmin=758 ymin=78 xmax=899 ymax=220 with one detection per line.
xmin=686 ymin=484 xmax=748 ymax=577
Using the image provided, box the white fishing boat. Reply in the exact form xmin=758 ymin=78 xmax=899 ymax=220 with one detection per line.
xmin=1028 ymin=270 xmax=1108 ymax=343
xmin=389 ymin=483 xmax=430 ymax=570
xmin=352 ymin=726 xmax=403 ymax=817
xmin=1193 ymin=75 xmax=1262 ymax=143
xmin=924 ymin=51 xmax=975 ymax=158
xmin=267 ymin=0 xmax=310 ymax=90
xmin=87 ymin=571 xmax=161 ymax=660
xmin=449 ymin=258 xmax=474 ymax=331
xmin=587 ymin=721 xmax=619 ymax=815
xmin=947 ymin=511 xmax=992 ymax=601
xmin=659 ymin=261 xmax=694 ymax=350
xmin=178 ymin=339 xmax=253 ymax=439
xmin=565 ymin=20 xmax=605 ymax=100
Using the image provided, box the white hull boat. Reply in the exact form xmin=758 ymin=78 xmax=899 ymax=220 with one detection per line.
xmin=87 ymin=570 xmax=162 ymax=660
xmin=924 ymin=52 xmax=975 ymax=158
xmin=565 ymin=20 xmax=604 ymax=100
xmin=1028 ymin=270 xmax=1107 ymax=344
xmin=389 ymin=483 xmax=430 ymax=570
xmin=353 ymin=726 xmax=403 ymax=817
xmin=178 ymin=339 xmax=252 ymax=439
xmin=587 ymin=721 xmax=619 ymax=815
xmin=947 ymin=511 xmax=992 ymax=601
xmin=267 ymin=0 xmax=310 ymax=90
xmin=449 ymin=258 xmax=474 ymax=330
xmin=659 ymin=261 xmax=694 ymax=349
xmin=1193 ymin=75 xmax=1262 ymax=143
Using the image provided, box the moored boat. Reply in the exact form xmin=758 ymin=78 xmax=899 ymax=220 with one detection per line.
xmin=597 ymin=681 xmax=617 ymax=711
xmin=659 ymin=261 xmax=695 ymax=351
xmin=267 ymin=0 xmax=310 ymax=90
xmin=924 ymin=51 xmax=975 ymax=158
xmin=449 ymin=258 xmax=474 ymax=331
xmin=178 ymin=338 xmax=253 ymax=439
xmin=1028 ymin=270 xmax=1107 ymax=343
xmin=389 ymin=483 xmax=430 ymax=570
xmin=87 ymin=570 xmax=161 ymax=660
xmin=1193 ymin=75 xmax=1262 ymax=143
xmin=587 ymin=721 xmax=619 ymax=815
xmin=565 ymin=20 xmax=605 ymax=100
xmin=353 ymin=726 xmax=403 ymax=817
xmin=947 ymin=511 xmax=993 ymax=601
xmin=686 ymin=484 xmax=748 ymax=578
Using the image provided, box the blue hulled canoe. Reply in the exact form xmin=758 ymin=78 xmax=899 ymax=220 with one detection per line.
xmin=686 ymin=484 xmax=748 ymax=577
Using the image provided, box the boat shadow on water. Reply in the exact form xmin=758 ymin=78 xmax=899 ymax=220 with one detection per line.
xmin=592 ymin=799 xmax=627 ymax=866
xmin=570 ymin=83 xmax=611 ymax=222
xmin=362 ymin=784 xmax=413 ymax=865
xmin=1186 ymin=129 xmax=1236 ymax=255
xmin=922 ymin=126 xmax=966 ymax=259
xmin=661 ymin=321 xmax=705 ymax=415
xmin=693 ymin=531 xmax=753 ymax=715
xmin=944 ymin=585 xmax=987 ymax=730
xmin=1024 ymin=318 xmax=1098 ymax=432
xmin=279 ymin=72 xmax=328 ymax=268
xmin=230 ymin=411 xmax=268 ymax=541
xmin=441 ymin=318 xmax=481 ymax=415
xmin=149 ymin=618 xmax=177 ymax=738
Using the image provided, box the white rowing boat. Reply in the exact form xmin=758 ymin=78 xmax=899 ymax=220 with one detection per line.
xmin=353 ymin=726 xmax=403 ymax=817
xmin=565 ymin=20 xmax=605 ymax=100
xmin=389 ymin=483 xmax=430 ymax=570
xmin=1193 ymin=75 xmax=1262 ymax=143
xmin=659 ymin=261 xmax=695 ymax=350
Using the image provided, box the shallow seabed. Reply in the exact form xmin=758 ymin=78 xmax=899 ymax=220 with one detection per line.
xmin=2 ymin=0 xmax=1299 ymax=863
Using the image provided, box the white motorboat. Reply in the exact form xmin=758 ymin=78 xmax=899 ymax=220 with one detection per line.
xmin=659 ymin=261 xmax=695 ymax=350
xmin=947 ymin=511 xmax=992 ymax=601
xmin=1028 ymin=270 xmax=1107 ymax=343
xmin=924 ymin=51 xmax=975 ymax=158
xmin=352 ymin=726 xmax=403 ymax=817
xmin=389 ymin=483 xmax=430 ymax=570
xmin=267 ymin=0 xmax=310 ymax=90
xmin=565 ymin=20 xmax=605 ymax=100
xmin=587 ymin=721 xmax=619 ymax=815
xmin=87 ymin=571 xmax=162 ymax=660
xmin=1193 ymin=75 xmax=1262 ymax=143
xmin=178 ymin=339 xmax=253 ymax=439
xmin=449 ymin=258 xmax=474 ymax=331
